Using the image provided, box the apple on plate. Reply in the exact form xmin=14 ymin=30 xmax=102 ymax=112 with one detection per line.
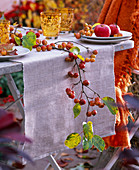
xmin=94 ymin=24 xmax=111 ymax=37
xmin=109 ymin=24 xmax=120 ymax=36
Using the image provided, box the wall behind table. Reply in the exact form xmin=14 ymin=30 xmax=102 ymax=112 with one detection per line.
xmin=0 ymin=0 xmax=20 ymax=12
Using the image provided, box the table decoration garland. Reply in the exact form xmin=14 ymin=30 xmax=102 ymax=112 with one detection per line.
xmin=4 ymin=23 xmax=119 ymax=153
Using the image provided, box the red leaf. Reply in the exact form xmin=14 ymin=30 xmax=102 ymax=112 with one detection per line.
xmin=3 ymin=132 xmax=32 ymax=143
xmin=0 ymin=122 xmax=21 ymax=135
xmin=8 ymin=49 xmax=18 ymax=56
xmin=57 ymin=159 xmax=68 ymax=168
xmin=0 ymin=113 xmax=14 ymax=130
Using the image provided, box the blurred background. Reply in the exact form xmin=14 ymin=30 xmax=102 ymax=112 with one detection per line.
xmin=1 ymin=0 xmax=105 ymax=31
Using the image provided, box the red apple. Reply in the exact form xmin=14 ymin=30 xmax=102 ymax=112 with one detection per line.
xmin=109 ymin=24 xmax=120 ymax=36
xmin=94 ymin=24 xmax=111 ymax=37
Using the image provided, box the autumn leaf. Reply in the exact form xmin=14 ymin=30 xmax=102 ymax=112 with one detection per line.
xmin=77 ymin=54 xmax=84 ymax=61
xmin=82 ymin=135 xmax=93 ymax=150
xmin=102 ymin=97 xmax=118 ymax=115
xmin=73 ymin=103 xmax=81 ymax=118
xmin=92 ymin=135 xmax=105 ymax=152
xmin=83 ymin=121 xmax=93 ymax=140
xmin=15 ymin=36 xmax=21 ymax=46
xmin=70 ymin=46 xmax=80 ymax=55
xmin=65 ymin=133 xmax=81 ymax=149
xmin=22 ymin=32 xmax=36 ymax=51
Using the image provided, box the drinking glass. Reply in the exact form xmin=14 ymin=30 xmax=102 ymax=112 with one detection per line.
xmin=0 ymin=19 xmax=10 ymax=44
xmin=55 ymin=8 xmax=74 ymax=32
xmin=40 ymin=12 xmax=61 ymax=38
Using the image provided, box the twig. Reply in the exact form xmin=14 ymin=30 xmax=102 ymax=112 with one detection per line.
xmin=4 ymin=95 xmax=23 ymax=111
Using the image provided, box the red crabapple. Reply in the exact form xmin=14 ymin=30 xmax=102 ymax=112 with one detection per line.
xmin=83 ymin=80 xmax=90 ymax=86
xmin=91 ymin=110 xmax=97 ymax=116
xmin=41 ymin=45 xmax=46 ymax=51
xmin=47 ymin=45 xmax=52 ymax=51
xmin=79 ymin=99 xmax=86 ymax=105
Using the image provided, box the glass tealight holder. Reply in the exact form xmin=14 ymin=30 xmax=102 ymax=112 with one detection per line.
xmin=40 ymin=11 xmax=61 ymax=39
xmin=0 ymin=19 xmax=10 ymax=44
xmin=55 ymin=8 xmax=74 ymax=32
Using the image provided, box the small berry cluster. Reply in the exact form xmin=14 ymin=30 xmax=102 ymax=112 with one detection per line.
xmin=74 ymin=23 xmax=94 ymax=39
xmin=86 ymin=97 xmax=105 ymax=117
xmin=35 ymin=39 xmax=53 ymax=52
xmin=64 ymin=44 xmax=105 ymax=118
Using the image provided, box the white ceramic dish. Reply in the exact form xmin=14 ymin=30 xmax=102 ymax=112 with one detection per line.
xmin=80 ymin=36 xmax=132 ymax=44
xmin=81 ymin=30 xmax=132 ymax=40
xmin=0 ymin=46 xmax=30 ymax=61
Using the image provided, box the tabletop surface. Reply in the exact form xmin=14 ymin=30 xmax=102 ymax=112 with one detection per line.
xmin=0 ymin=34 xmax=134 ymax=159
xmin=0 ymin=34 xmax=134 ymax=76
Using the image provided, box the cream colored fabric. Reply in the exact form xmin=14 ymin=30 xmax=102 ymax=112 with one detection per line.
xmin=13 ymin=34 xmax=116 ymax=160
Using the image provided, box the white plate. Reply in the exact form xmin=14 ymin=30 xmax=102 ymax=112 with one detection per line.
xmin=80 ymin=36 xmax=132 ymax=44
xmin=0 ymin=46 xmax=30 ymax=61
xmin=82 ymin=31 xmax=132 ymax=40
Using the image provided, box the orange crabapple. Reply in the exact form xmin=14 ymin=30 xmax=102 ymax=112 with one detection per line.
xmin=58 ymin=44 xmax=63 ymax=49
xmin=90 ymin=54 xmax=96 ymax=58
xmin=89 ymin=100 xmax=95 ymax=106
xmin=95 ymin=97 xmax=101 ymax=105
xmin=10 ymin=33 xmax=15 ymax=39
xmin=36 ymin=46 xmax=41 ymax=52
xmin=98 ymin=103 xmax=105 ymax=108
xmin=66 ymin=43 xmax=73 ymax=50
xmin=1 ymin=49 xmax=7 ymax=56
xmin=62 ymin=42 xmax=67 ymax=48
xmin=42 ymin=39 xmax=47 ymax=45
xmin=65 ymin=57 xmax=72 ymax=62
xmin=90 ymin=58 xmax=95 ymax=62
xmin=38 ymin=30 xmax=43 ymax=34
xmin=74 ymin=98 xmax=80 ymax=103
xmin=36 ymin=39 xmax=41 ymax=45
xmin=47 ymin=45 xmax=52 ymax=51
xmin=50 ymin=43 xmax=55 ymax=47
xmin=85 ymin=58 xmax=90 ymax=62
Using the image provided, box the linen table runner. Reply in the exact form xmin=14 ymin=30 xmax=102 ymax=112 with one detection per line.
xmin=13 ymin=34 xmax=116 ymax=160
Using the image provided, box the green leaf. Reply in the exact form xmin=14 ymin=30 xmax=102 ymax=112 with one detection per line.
xmin=77 ymin=54 xmax=84 ymax=61
xmin=65 ymin=133 xmax=81 ymax=149
xmin=73 ymin=103 xmax=81 ymax=118
xmin=102 ymin=97 xmax=118 ymax=115
xmin=22 ymin=32 xmax=36 ymax=51
xmin=15 ymin=36 xmax=21 ymax=46
xmin=70 ymin=46 xmax=80 ymax=55
xmin=82 ymin=136 xmax=93 ymax=150
xmin=92 ymin=135 xmax=105 ymax=152
xmin=83 ymin=121 xmax=93 ymax=140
